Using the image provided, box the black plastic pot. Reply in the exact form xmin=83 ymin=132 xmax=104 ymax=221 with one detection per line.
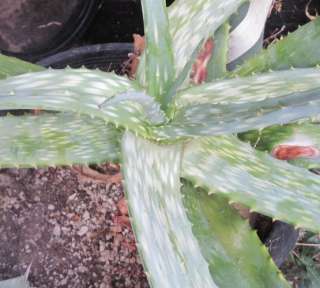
xmin=0 ymin=0 xmax=102 ymax=62
xmin=38 ymin=43 xmax=133 ymax=74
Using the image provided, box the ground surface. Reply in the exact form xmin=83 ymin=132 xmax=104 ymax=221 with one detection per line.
xmin=0 ymin=166 xmax=149 ymax=288
xmin=0 ymin=0 xmax=82 ymax=54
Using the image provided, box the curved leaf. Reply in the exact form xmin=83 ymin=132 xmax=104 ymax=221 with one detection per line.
xmin=0 ymin=113 xmax=121 ymax=167
xmin=121 ymin=132 xmax=218 ymax=287
xmin=0 ymin=69 xmax=160 ymax=138
xmin=175 ymin=68 xmax=320 ymax=107
xmin=168 ymin=0 xmax=247 ymax=76
xmin=182 ymin=135 xmax=320 ymax=232
xmin=140 ymin=0 xmax=175 ymax=107
xmin=181 ymin=180 xmax=289 ymax=288
xmin=207 ymin=23 xmax=230 ymax=81
xmin=0 ymin=54 xmax=43 ymax=79
xmin=233 ymin=17 xmax=320 ymax=77
xmin=150 ymin=68 xmax=320 ymax=139
xmin=154 ymin=88 xmax=320 ymax=140
xmin=228 ymin=0 xmax=273 ymax=63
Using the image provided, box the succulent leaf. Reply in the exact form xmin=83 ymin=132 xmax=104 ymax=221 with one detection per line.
xmin=0 ymin=265 xmax=30 ymax=288
xmin=233 ymin=17 xmax=320 ymax=77
xmin=150 ymin=68 xmax=320 ymax=139
xmin=228 ymin=0 xmax=273 ymax=63
xmin=181 ymin=180 xmax=289 ymax=288
xmin=0 ymin=276 xmax=29 ymax=288
xmin=0 ymin=69 xmax=159 ymax=138
xmin=175 ymin=68 xmax=320 ymax=106
xmin=182 ymin=135 xmax=320 ymax=232
xmin=154 ymin=88 xmax=320 ymax=140
xmin=168 ymin=0 xmax=247 ymax=76
xmin=206 ymin=23 xmax=230 ymax=81
xmin=121 ymin=132 xmax=218 ymax=287
xmin=140 ymin=0 xmax=175 ymax=108
xmin=0 ymin=54 xmax=44 ymax=79
xmin=0 ymin=113 xmax=121 ymax=167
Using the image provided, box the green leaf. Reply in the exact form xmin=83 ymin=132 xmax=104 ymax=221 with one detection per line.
xmin=181 ymin=180 xmax=289 ymax=288
xmin=207 ymin=23 xmax=230 ymax=81
xmin=150 ymin=68 xmax=320 ymax=140
xmin=175 ymin=68 xmax=320 ymax=107
xmin=232 ymin=17 xmax=320 ymax=77
xmin=121 ymin=132 xmax=218 ymax=287
xmin=154 ymin=88 xmax=320 ymax=140
xmin=182 ymin=135 xmax=320 ymax=232
xmin=0 ymin=113 xmax=121 ymax=167
xmin=239 ymin=123 xmax=320 ymax=169
xmin=168 ymin=0 xmax=247 ymax=76
xmin=0 ymin=69 xmax=159 ymax=138
xmin=140 ymin=0 xmax=175 ymax=108
xmin=0 ymin=54 xmax=44 ymax=79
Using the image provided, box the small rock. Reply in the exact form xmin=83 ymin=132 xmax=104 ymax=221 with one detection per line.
xmin=83 ymin=211 xmax=90 ymax=220
xmin=78 ymin=265 xmax=87 ymax=273
xmin=67 ymin=193 xmax=77 ymax=202
xmin=117 ymin=197 xmax=129 ymax=215
xmin=53 ymin=225 xmax=61 ymax=237
xmin=48 ymin=204 xmax=55 ymax=211
xmin=77 ymin=226 xmax=89 ymax=237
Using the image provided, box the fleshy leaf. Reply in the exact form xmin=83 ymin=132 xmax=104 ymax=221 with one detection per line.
xmin=175 ymin=68 xmax=320 ymax=107
xmin=151 ymin=68 xmax=320 ymax=140
xmin=228 ymin=0 xmax=273 ymax=63
xmin=207 ymin=23 xmax=230 ymax=81
xmin=0 ymin=113 xmax=121 ymax=167
xmin=0 ymin=276 xmax=29 ymax=288
xmin=0 ymin=266 xmax=30 ymax=288
xmin=233 ymin=17 xmax=320 ymax=77
xmin=154 ymin=88 xmax=320 ymax=140
xmin=168 ymin=0 xmax=247 ymax=76
xmin=0 ymin=69 xmax=160 ymax=138
xmin=0 ymin=54 xmax=44 ymax=79
xmin=182 ymin=135 xmax=320 ymax=232
xmin=181 ymin=180 xmax=289 ymax=288
xmin=140 ymin=0 xmax=175 ymax=108
xmin=121 ymin=132 xmax=218 ymax=287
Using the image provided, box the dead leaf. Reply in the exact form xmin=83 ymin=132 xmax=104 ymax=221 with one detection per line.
xmin=191 ymin=38 xmax=214 ymax=84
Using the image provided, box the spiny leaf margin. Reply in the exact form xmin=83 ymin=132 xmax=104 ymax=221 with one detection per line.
xmin=182 ymin=135 xmax=320 ymax=232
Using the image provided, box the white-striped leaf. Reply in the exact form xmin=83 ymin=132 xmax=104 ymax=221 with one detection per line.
xmin=0 ymin=113 xmax=121 ymax=167
xmin=182 ymin=135 xmax=320 ymax=232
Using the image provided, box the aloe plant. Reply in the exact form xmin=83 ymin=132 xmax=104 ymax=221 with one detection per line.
xmin=1 ymin=0 xmax=320 ymax=287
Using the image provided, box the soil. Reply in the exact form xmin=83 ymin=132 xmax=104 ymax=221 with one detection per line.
xmin=0 ymin=0 xmax=83 ymax=54
xmin=0 ymin=165 xmax=148 ymax=288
